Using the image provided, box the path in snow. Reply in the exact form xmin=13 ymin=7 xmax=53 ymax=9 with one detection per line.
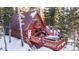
xmin=0 ymin=35 xmax=78 ymax=51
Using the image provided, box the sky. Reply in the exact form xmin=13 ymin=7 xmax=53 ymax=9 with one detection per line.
xmin=0 ymin=0 xmax=79 ymax=7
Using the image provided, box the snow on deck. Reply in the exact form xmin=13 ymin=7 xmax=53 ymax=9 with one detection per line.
xmin=0 ymin=35 xmax=78 ymax=51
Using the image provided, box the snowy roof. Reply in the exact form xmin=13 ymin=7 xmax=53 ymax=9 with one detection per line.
xmin=10 ymin=11 xmax=33 ymax=31
xmin=30 ymin=11 xmax=37 ymax=18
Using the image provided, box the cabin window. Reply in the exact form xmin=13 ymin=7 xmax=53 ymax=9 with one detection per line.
xmin=33 ymin=19 xmax=38 ymax=24
xmin=33 ymin=19 xmax=40 ymax=28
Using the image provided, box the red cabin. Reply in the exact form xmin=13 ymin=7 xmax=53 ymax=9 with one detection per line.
xmin=10 ymin=11 xmax=67 ymax=51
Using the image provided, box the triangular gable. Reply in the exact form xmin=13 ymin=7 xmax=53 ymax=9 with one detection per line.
xmin=34 ymin=13 xmax=45 ymax=29
xmin=30 ymin=11 xmax=45 ymax=29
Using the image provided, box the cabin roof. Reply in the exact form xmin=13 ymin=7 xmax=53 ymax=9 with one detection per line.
xmin=10 ymin=11 xmax=44 ymax=31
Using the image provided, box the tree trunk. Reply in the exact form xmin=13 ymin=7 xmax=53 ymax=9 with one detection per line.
xmin=73 ymin=29 xmax=78 ymax=51
xmin=17 ymin=8 xmax=24 ymax=47
xmin=2 ymin=21 xmax=7 ymax=51
xmin=9 ymin=29 xmax=11 ymax=43
xmin=76 ymin=29 xmax=79 ymax=51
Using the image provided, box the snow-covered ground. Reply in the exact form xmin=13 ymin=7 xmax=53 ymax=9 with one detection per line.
xmin=0 ymin=35 xmax=78 ymax=51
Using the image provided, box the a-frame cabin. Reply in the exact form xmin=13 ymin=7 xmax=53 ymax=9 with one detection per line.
xmin=9 ymin=11 xmax=67 ymax=51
